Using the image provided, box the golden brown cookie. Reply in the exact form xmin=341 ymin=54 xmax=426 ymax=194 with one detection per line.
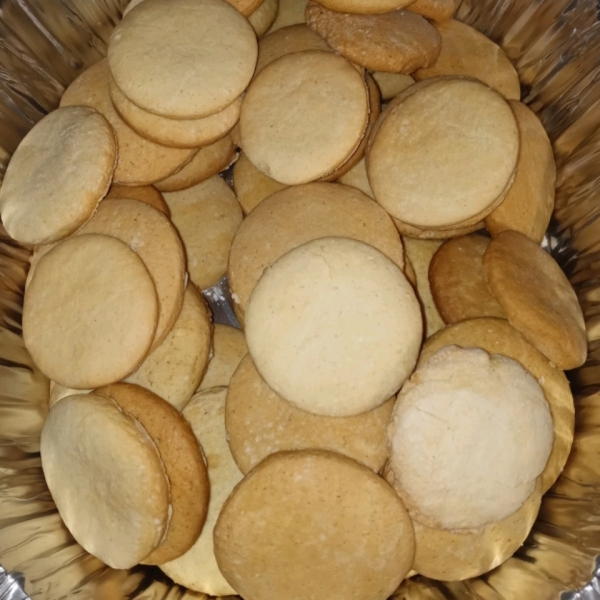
xmin=414 ymin=20 xmax=521 ymax=100
xmin=249 ymin=0 xmax=279 ymax=36
xmin=96 ymin=383 xmax=210 ymax=565
xmin=429 ymin=234 xmax=507 ymax=323
xmin=214 ymin=450 xmax=415 ymax=600
xmin=228 ymin=182 xmax=405 ymax=319
xmin=24 ymin=235 xmax=158 ymax=389
xmin=483 ymin=230 xmax=587 ymax=370
xmin=105 ymin=184 xmax=170 ymax=217
xmin=485 ymin=101 xmax=556 ymax=243
xmin=306 ymin=4 xmax=441 ymax=74
xmin=199 ymin=324 xmax=247 ymax=390
xmin=372 ymin=72 xmax=414 ymax=100
xmin=406 ymin=0 xmax=454 ymax=22
xmin=164 ymin=176 xmax=243 ymax=290
xmin=420 ymin=317 xmax=575 ymax=493
xmin=0 ymin=106 xmax=116 ymax=245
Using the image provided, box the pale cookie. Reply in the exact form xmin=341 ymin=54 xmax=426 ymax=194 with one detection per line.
xmin=96 ymin=383 xmax=210 ymax=565
xmin=60 ymin=59 xmax=194 ymax=185
xmin=267 ymin=0 xmax=306 ymax=31
xmin=160 ymin=387 xmax=243 ymax=596
xmin=228 ymin=182 xmax=405 ymax=319
xmin=429 ymin=234 xmax=507 ymax=323
xmin=198 ymin=324 xmax=247 ymax=390
xmin=310 ymin=0 xmax=414 ymax=13
xmin=127 ymin=285 xmax=212 ymax=411
xmin=392 ymin=215 xmax=486 ymax=239
xmin=483 ymin=230 xmax=587 ymax=370
xmin=214 ymin=450 xmax=415 ymax=600
xmin=419 ymin=317 xmax=575 ymax=494
xmin=49 ymin=383 xmax=91 ymax=409
xmin=249 ymin=0 xmax=279 ymax=36
xmin=105 ymin=184 xmax=170 ymax=217
xmin=109 ymin=0 xmax=258 ymax=118
xmin=245 ymin=237 xmax=422 ymax=416
xmin=306 ymin=4 xmax=441 ymax=74
xmin=0 ymin=106 xmax=116 ymax=245
xmin=76 ymin=199 xmax=186 ymax=350
xmin=240 ymin=51 xmax=369 ymax=184
xmin=41 ymin=393 xmax=170 ymax=568
xmin=110 ymin=79 xmax=242 ymax=149
xmin=233 ymin=152 xmax=287 ymax=214
xmin=226 ymin=354 xmax=394 ymax=473
xmin=415 ymin=20 xmax=521 ymax=100
xmin=164 ymin=176 xmax=243 ymax=290
xmin=403 ymin=237 xmax=445 ymax=337
xmin=387 ymin=346 xmax=553 ymax=530
xmin=24 ymin=235 xmax=158 ymax=389
xmin=372 ymin=72 xmax=414 ymax=100
xmin=406 ymin=0 xmax=454 ymax=22
xmin=367 ymin=77 xmax=519 ymax=228
xmin=154 ymin=136 xmax=236 ymax=193
xmin=485 ymin=101 xmax=556 ymax=243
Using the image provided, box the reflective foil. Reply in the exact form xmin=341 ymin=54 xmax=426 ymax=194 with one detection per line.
xmin=1 ymin=0 xmax=600 ymax=598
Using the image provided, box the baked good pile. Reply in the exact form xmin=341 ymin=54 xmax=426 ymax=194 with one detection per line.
xmin=0 ymin=0 xmax=588 ymax=597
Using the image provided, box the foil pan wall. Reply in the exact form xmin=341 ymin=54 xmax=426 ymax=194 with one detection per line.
xmin=0 ymin=0 xmax=600 ymax=599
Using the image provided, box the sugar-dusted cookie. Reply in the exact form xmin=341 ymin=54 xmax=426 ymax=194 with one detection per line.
xmin=109 ymin=0 xmax=258 ymax=118
xmin=406 ymin=0 xmax=454 ymax=22
xmin=96 ymin=383 xmax=209 ymax=565
xmin=306 ymin=4 xmax=441 ymax=74
xmin=249 ymin=0 xmax=279 ymax=36
xmin=483 ymin=230 xmax=587 ymax=370
xmin=228 ymin=182 xmax=405 ymax=319
xmin=240 ymin=51 xmax=369 ymax=184
xmin=0 ymin=106 xmax=116 ymax=245
xmin=41 ymin=393 xmax=170 ymax=568
xmin=161 ymin=387 xmax=243 ymax=596
xmin=226 ymin=354 xmax=394 ymax=473
xmin=367 ymin=77 xmax=519 ymax=229
xmin=24 ymin=235 xmax=158 ymax=389
xmin=127 ymin=285 xmax=212 ymax=410
xmin=199 ymin=324 xmax=247 ymax=390
xmin=485 ymin=101 xmax=556 ymax=242
xmin=387 ymin=346 xmax=553 ymax=530
xmin=214 ymin=450 xmax=415 ymax=600
xmin=429 ymin=234 xmax=507 ymax=323
xmin=419 ymin=317 xmax=575 ymax=493
xmin=372 ymin=72 xmax=414 ymax=100
xmin=245 ymin=237 xmax=422 ymax=416
xmin=415 ymin=20 xmax=520 ymax=100
xmin=61 ymin=59 xmax=194 ymax=185
xmin=164 ymin=176 xmax=243 ymax=290
xmin=105 ymin=184 xmax=170 ymax=217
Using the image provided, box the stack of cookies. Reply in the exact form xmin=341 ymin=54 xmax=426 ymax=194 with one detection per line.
xmin=0 ymin=0 xmax=589 ymax=597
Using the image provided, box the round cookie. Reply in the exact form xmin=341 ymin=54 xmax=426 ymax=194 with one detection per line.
xmin=419 ymin=317 xmax=575 ymax=494
xmin=306 ymin=4 xmax=441 ymax=74
xmin=267 ymin=0 xmax=306 ymax=31
xmin=110 ymin=79 xmax=242 ymax=149
xmin=392 ymin=215 xmax=486 ymax=239
xmin=76 ymin=199 xmax=186 ymax=350
xmin=96 ymin=383 xmax=210 ymax=565
xmin=60 ymin=59 xmax=194 ymax=185
xmin=249 ymin=0 xmax=279 ymax=36
xmin=163 ymin=176 xmax=243 ymax=290
xmin=214 ymin=450 xmax=415 ymax=600
xmin=226 ymin=354 xmax=394 ymax=473
xmin=485 ymin=101 xmax=556 ymax=243
xmin=414 ymin=20 xmax=521 ymax=100
xmin=387 ymin=345 xmax=553 ymax=530
xmin=109 ymin=0 xmax=258 ymax=119
xmin=429 ymin=234 xmax=507 ymax=323
xmin=198 ymin=324 xmax=247 ymax=390
xmin=41 ymin=393 xmax=170 ymax=568
xmin=240 ymin=51 xmax=369 ymax=184
xmin=24 ymin=235 xmax=158 ymax=389
xmin=372 ymin=72 xmax=414 ymax=101
xmin=482 ymin=230 xmax=587 ymax=370
xmin=126 ymin=285 xmax=212 ymax=411
xmin=124 ymin=0 xmax=262 ymax=15
xmin=367 ymin=77 xmax=519 ymax=228
xmin=0 ymin=106 xmax=116 ymax=245
xmin=154 ymin=136 xmax=236 ymax=193
xmin=233 ymin=152 xmax=287 ymax=214
xmin=406 ymin=0 xmax=454 ymax=22
xmin=228 ymin=182 xmax=405 ymax=318
xmin=160 ymin=387 xmax=243 ymax=596
xmin=310 ymin=0 xmax=414 ymax=13
xmin=105 ymin=184 xmax=170 ymax=217
xmin=245 ymin=237 xmax=422 ymax=416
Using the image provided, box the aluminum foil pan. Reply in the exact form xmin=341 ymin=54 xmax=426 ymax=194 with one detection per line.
xmin=1 ymin=0 xmax=600 ymax=598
